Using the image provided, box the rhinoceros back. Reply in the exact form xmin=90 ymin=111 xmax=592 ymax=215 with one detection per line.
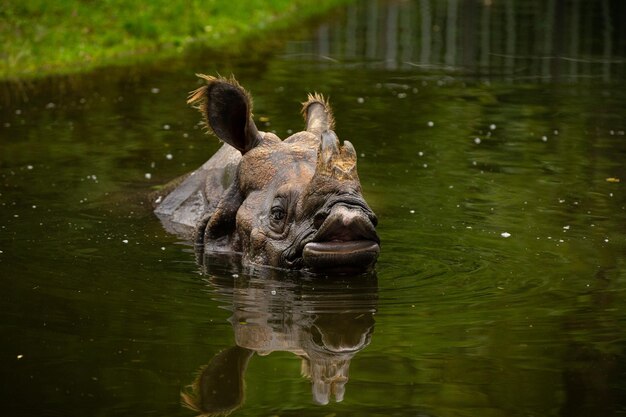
xmin=154 ymin=144 xmax=241 ymax=238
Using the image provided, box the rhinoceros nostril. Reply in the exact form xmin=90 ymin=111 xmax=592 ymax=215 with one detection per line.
xmin=313 ymin=212 xmax=327 ymax=229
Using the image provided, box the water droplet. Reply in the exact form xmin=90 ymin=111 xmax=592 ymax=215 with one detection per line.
xmin=122 ymin=240 xmax=129 ymax=244
xmin=163 ymin=124 xmax=170 ymax=130
xmin=271 ymin=289 xmax=277 ymax=295
xmin=489 ymin=124 xmax=496 ymax=130
xmin=357 ymin=97 xmax=365 ymax=104
xmin=501 ymin=232 xmax=511 ymax=238
xmin=541 ymin=136 xmax=548 ymax=142
xmin=151 ymin=88 xmax=160 ymax=94
xmin=474 ymin=138 xmax=481 ymax=144
xmin=427 ymin=121 xmax=434 ymax=127
xmin=144 ymin=173 xmax=152 ymax=179
xmin=165 ymin=154 xmax=173 ymax=160
xmin=409 ymin=210 xmax=415 ymax=214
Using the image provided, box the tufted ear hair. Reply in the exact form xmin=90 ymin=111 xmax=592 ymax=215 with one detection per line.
xmin=301 ymin=92 xmax=335 ymax=136
xmin=188 ymin=75 xmax=263 ymax=154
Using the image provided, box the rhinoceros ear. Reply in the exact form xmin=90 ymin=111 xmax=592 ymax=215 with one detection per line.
xmin=188 ymin=75 xmax=262 ymax=154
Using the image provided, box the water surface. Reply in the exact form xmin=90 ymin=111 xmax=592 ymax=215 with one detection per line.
xmin=1 ymin=1 xmax=626 ymax=416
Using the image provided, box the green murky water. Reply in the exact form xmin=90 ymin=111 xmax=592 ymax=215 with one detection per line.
xmin=2 ymin=1 xmax=626 ymax=416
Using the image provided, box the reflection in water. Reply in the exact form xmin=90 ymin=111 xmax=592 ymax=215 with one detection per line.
xmin=182 ymin=264 xmax=377 ymax=414
xmin=283 ymin=0 xmax=625 ymax=81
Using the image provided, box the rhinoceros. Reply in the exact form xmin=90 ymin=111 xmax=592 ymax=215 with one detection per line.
xmin=154 ymin=75 xmax=379 ymax=271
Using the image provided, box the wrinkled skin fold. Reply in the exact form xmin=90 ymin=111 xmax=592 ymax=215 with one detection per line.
xmin=154 ymin=75 xmax=379 ymax=272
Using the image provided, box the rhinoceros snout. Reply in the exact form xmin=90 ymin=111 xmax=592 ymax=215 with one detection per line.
xmin=315 ymin=206 xmax=378 ymax=243
xmin=302 ymin=205 xmax=379 ymax=272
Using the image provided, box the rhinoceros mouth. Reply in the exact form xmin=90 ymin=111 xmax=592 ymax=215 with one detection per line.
xmin=303 ymin=240 xmax=380 ymax=271
xmin=301 ymin=204 xmax=379 ymax=272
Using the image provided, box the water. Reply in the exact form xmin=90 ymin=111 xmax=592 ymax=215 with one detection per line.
xmin=1 ymin=1 xmax=626 ymax=416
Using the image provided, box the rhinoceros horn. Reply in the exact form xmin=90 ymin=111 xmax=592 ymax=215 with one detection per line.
xmin=316 ymin=131 xmax=359 ymax=182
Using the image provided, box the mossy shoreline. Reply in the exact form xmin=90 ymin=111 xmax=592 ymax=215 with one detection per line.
xmin=0 ymin=0 xmax=354 ymax=81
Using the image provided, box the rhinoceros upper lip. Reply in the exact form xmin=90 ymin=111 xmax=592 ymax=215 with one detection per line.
xmin=313 ymin=203 xmax=379 ymax=244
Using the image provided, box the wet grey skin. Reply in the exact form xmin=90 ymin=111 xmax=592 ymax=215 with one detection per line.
xmin=154 ymin=75 xmax=379 ymax=272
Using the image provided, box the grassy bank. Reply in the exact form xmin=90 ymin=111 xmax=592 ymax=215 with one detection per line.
xmin=0 ymin=0 xmax=353 ymax=80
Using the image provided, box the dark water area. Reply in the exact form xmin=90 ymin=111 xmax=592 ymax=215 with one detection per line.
xmin=1 ymin=0 xmax=626 ymax=416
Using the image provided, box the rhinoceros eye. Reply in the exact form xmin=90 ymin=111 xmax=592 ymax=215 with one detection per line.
xmin=269 ymin=200 xmax=288 ymax=233
xmin=270 ymin=206 xmax=286 ymax=221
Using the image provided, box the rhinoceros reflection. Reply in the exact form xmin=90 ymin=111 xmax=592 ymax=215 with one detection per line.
xmin=182 ymin=272 xmax=377 ymax=414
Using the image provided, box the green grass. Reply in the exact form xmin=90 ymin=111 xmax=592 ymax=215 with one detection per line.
xmin=0 ymin=0 xmax=353 ymax=80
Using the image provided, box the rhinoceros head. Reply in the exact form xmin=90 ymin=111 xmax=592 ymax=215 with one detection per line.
xmin=188 ymin=75 xmax=379 ymax=271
